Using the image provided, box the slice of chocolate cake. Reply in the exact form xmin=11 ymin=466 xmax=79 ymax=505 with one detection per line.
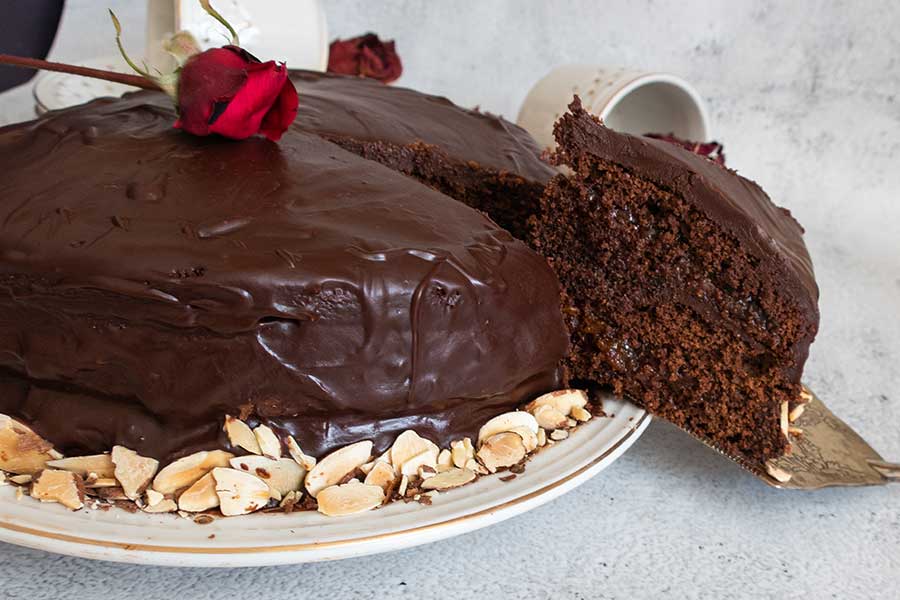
xmin=530 ymin=99 xmax=819 ymax=465
xmin=290 ymin=70 xmax=556 ymax=240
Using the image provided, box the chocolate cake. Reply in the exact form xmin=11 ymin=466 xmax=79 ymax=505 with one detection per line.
xmin=0 ymin=92 xmax=569 ymax=463
xmin=530 ymin=99 xmax=819 ymax=464
xmin=289 ymin=70 xmax=556 ymax=239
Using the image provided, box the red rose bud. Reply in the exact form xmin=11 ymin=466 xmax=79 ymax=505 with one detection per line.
xmin=328 ymin=33 xmax=402 ymax=84
xmin=175 ymin=46 xmax=298 ymax=141
xmin=645 ymin=133 xmax=726 ymax=166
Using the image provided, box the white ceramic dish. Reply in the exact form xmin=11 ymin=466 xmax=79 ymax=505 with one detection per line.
xmin=517 ymin=65 xmax=710 ymax=151
xmin=0 ymin=396 xmax=648 ymax=567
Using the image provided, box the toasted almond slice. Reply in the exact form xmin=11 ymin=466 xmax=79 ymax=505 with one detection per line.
xmin=507 ymin=426 xmax=539 ymax=453
xmin=779 ymin=400 xmax=790 ymax=439
xmin=766 ymin=462 xmax=792 ymax=483
xmin=421 ymin=467 xmax=476 ymax=490
xmin=111 ymin=446 xmax=159 ymax=500
xmin=304 ymin=440 xmax=373 ymax=498
xmin=9 ymin=474 xmax=32 ymax=485
xmin=464 ymin=458 xmax=488 ymax=475
xmin=46 ymin=454 xmax=115 ymax=478
xmin=476 ymin=432 xmax=526 ymax=473
xmin=31 ymin=469 xmax=84 ymax=510
xmin=152 ymin=450 xmax=234 ymax=494
xmin=477 ymin=412 xmax=538 ymax=447
xmin=525 ymin=389 xmax=589 ymax=417
xmin=436 ymin=449 xmax=453 ymax=472
xmin=359 ymin=461 xmax=376 ymax=475
xmin=571 ymin=406 xmax=592 ymax=422
xmin=450 ymin=438 xmax=474 ymax=468
xmin=0 ymin=415 xmax=55 ymax=475
xmin=145 ymin=488 xmax=165 ymax=507
xmin=142 ymin=498 xmax=177 ymax=514
xmin=285 ymin=436 xmax=317 ymax=471
xmin=531 ymin=404 xmax=569 ymax=430
xmin=390 ymin=430 xmax=439 ymax=473
xmin=84 ymin=478 xmax=118 ymax=488
xmin=224 ymin=416 xmax=261 ymax=455
xmin=550 ymin=429 xmax=569 ymax=441
xmin=537 ymin=428 xmax=547 ymax=447
xmin=228 ymin=456 xmax=304 ymax=499
xmin=177 ymin=472 xmax=220 ymax=512
xmin=212 ymin=467 xmax=271 ymax=516
xmin=316 ymin=483 xmax=385 ymax=517
xmin=398 ymin=448 xmax=438 ymax=476
xmin=253 ymin=424 xmax=282 ymax=459
xmin=789 ymin=403 xmax=806 ymax=423
xmin=363 ymin=460 xmax=397 ymax=493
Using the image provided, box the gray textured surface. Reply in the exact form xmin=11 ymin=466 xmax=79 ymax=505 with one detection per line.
xmin=0 ymin=1 xmax=898 ymax=598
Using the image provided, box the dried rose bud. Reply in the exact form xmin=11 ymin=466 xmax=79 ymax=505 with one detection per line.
xmin=645 ymin=133 xmax=726 ymax=166
xmin=327 ymin=33 xmax=402 ymax=84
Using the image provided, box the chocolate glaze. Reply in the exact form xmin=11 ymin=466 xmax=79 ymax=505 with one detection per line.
xmin=552 ymin=98 xmax=819 ymax=380
xmin=0 ymin=92 xmax=569 ymax=462
xmin=289 ymin=70 xmax=556 ymax=182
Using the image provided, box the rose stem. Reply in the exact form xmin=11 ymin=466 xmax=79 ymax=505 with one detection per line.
xmin=0 ymin=54 xmax=161 ymax=91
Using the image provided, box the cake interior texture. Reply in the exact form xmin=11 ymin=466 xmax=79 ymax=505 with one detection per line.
xmin=529 ymin=99 xmax=819 ymax=465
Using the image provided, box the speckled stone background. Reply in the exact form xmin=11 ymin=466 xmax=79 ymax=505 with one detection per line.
xmin=0 ymin=1 xmax=897 ymax=598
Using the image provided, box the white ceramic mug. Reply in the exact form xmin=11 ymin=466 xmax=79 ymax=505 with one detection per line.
xmin=146 ymin=0 xmax=328 ymax=71
xmin=517 ymin=65 xmax=710 ymax=151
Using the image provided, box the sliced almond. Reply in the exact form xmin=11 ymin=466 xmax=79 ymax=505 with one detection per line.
xmin=363 ymin=460 xmax=397 ymax=493
xmin=142 ymin=498 xmax=177 ymax=514
xmin=779 ymin=400 xmax=790 ymax=439
xmin=285 ymin=436 xmax=317 ymax=471
xmin=550 ymin=429 xmax=569 ymax=441
xmin=223 ymin=416 xmax=261 ymax=455
xmin=304 ymin=440 xmax=372 ymax=498
xmin=31 ymin=469 xmax=84 ymax=510
xmin=84 ymin=478 xmax=118 ymax=488
xmin=316 ymin=483 xmax=385 ymax=517
xmin=228 ymin=456 xmax=304 ymax=499
xmin=398 ymin=448 xmax=438 ymax=477
xmin=152 ymin=450 xmax=234 ymax=494
xmin=537 ymin=428 xmax=547 ymax=447
xmin=524 ymin=389 xmax=589 ymax=417
xmin=212 ymin=467 xmax=271 ymax=516
xmin=9 ymin=474 xmax=32 ymax=485
xmin=477 ymin=412 xmax=538 ymax=447
xmin=476 ymin=432 xmax=526 ymax=473
xmin=390 ymin=430 xmax=439 ymax=473
xmin=766 ymin=462 xmax=792 ymax=483
xmin=398 ymin=474 xmax=410 ymax=497
xmin=421 ymin=467 xmax=476 ymax=490
xmin=436 ymin=449 xmax=453 ymax=472
xmin=253 ymin=424 xmax=282 ymax=459
xmin=111 ymin=446 xmax=159 ymax=500
xmin=450 ymin=438 xmax=474 ymax=468
xmin=507 ymin=426 xmax=539 ymax=453
xmin=177 ymin=472 xmax=220 ymax=512
xmin=531 ymin=404 xmax=569 ymax=430
xmin=571 ymin=406 xmax=592 ymax=422
xmin=465 ymin=458 xmax=488 ymax=475
xmin=46 ymin=454 xmax=115 ymax=478
xmin=0 ymin=415 xmax=54 ymax=475
xmin=789 ymin=403 xmax=806 ymax=423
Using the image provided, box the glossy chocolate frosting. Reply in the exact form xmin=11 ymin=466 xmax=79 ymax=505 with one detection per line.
xmin=289 ymin=70 xmax=557 ymax=182
xmin=0 ymin=92 xmax=569 ymax=462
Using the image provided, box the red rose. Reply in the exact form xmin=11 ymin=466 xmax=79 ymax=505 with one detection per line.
xmin=327 ymin=33 xmax=402 ymax=84
xmin=175 ymin=45 xmax=299 ymax=141
xmin=645 ymin=133 xmax=726 ymax=166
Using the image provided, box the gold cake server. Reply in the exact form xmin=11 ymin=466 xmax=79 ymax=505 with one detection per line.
xmin=677 ymin=385 xmax=898 ymax=489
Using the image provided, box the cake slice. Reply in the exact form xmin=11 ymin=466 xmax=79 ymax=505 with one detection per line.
xmin=530 ymin=99 xmax=819 ymax=465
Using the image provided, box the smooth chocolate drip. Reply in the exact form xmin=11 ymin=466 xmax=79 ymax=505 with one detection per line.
xmin=0 ymin=93 xmax=569 ymax=462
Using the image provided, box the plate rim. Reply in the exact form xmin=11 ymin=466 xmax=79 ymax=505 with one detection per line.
xmin=0 ymin=408 xmax=649 ymax=564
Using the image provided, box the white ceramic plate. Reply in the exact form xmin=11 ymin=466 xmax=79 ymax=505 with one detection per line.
xmin=0 ymin=396 xmax=648 ymax=567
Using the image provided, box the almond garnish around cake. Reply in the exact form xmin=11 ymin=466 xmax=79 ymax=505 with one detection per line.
xmin=363 ymin=460 xmax=397 ymax=493
xmin=476 ymin=432 xmax=527 ymax=473
xmin=0 ymin=415 xmax=56 ymax=475
xmin=389 ymin=430 xmax=439 ymax=474
xmin=152 ymin=450 xmax=234 ymax=494
xmin=228 ymin=455 xmax=304 ymax=500
xmin=31 ymin=469 xmax=85 ymax=510
xmin=421 ymin=467 xmax=476 ymax=491
xmin=177 ymin=472 xmax=220 ymax=512
xmin=46 ymin=454 xmax=116 ymax=478
xmin=212 ymin=467 xmax=271 ymax=516
xmin=316 ymin=482 xmax=385 ymax=517
xmin=304 ymin=440 xmax=373 ymax=498
xmin=111 ymin=446 xmax=159 ymax=500
xmin=477 ymin=412 xmax=539 ymax=447
xmin=285 ymin=436 xmax=317 ymax=471
xmin=224 ymin=416 xmax=262 ymax=455
xmin=253 ymin=424 xmax=282 ymax=459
